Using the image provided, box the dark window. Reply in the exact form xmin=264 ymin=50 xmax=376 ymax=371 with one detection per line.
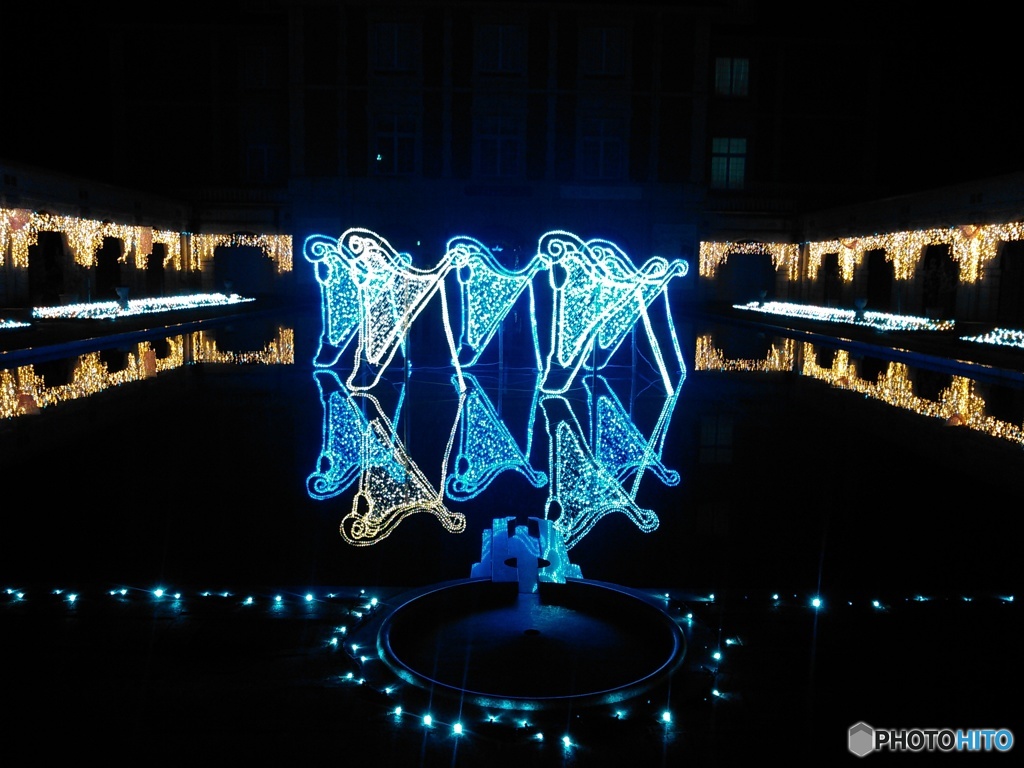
xmin=478 ymin=115 xmax=524 ymax=178
xmin=372 ymin=114 xmax=417 ymax=175
xmin=581 ymin=117 xmax=626 ymax=180
xmin=478 ymin=23 xmax=525 ymax=74
xmin=715 ymin=57 xmax=749 ymax=97
xmin=372 ymin=21 xmax=417 ymax=72
xmin=711 ymin=137 xmax=746 ymax=189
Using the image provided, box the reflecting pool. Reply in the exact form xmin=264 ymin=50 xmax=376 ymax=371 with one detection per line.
xmin=1 ymin=302 xmax=1020 ymax=764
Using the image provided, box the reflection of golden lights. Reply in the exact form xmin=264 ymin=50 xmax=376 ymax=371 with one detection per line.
xmin=193 ymin=327 xmax=294 ymax=365
xmin=1 ymin=341 xmax=179 ymax=419
xmin=1 ymin=327 xmax=293 ymax=420
xmin=694 ymin=334 xmax=795 ymax=372
xmin=799 ymin=342 xmax=1024 ymax=445
xmin=700 ymin=222 xmax=1024 ymax=283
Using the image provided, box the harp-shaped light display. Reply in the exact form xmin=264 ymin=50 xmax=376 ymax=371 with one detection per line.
xmin=444 ymin=372 xmax=547 ymax=502
xmin=339 ymin=390 xmax=466 ymax=546
xmin=305 ymin=228 xmax=688 ymax=549
xmin=447 ymin=235 xmax=545 ymax=369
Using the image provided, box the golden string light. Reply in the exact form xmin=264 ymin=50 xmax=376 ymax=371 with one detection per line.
xmin=699 ymin=240 xmax=800 ymax=280
xmin=705 ymin=221 xmax=1024 ymax=284
xmin=192 ymin=327 xmax=295 ymax=365
xmin=0 ymin=207 xmax=292 ymax=273
xmin=191 ymin=232 xmax=294 ymax=274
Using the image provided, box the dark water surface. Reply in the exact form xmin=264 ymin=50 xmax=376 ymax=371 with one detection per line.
xmin=1 ymin=305 xmax=1020 ymax=764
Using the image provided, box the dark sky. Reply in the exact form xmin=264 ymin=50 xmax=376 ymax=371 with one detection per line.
xmin=1 ymin=3 xmax=1020 ymax=198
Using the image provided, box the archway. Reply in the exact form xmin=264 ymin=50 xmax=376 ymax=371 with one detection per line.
xmin=920 ymin=244 xmax=957 ymax=318
xmin=997 ymin=240 xmax=1024 ymax=326
xmin=95 ymin=236 xmax=124 ymax=301
xmin=865 ymin=248 xmax=894 ymax=312
xmin=212 ymin=243 xmax=274 ymax=296
xmin=26 ymin=231 xmax=65 ymax=306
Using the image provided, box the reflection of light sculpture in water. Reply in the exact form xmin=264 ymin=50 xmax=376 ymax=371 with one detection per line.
xmin=305 ymin=228 xmax=687 ymax=548
xmin=338 ymin=388 xmax=466 ymax=546
xmin=445 ymin=372 xmax=547 ymax=501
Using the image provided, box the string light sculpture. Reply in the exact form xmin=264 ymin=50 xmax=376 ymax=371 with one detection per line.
xmin=153 ymin=229 xmax=184 ymax=271
xmin=961 ymin=327 xmax=1024 ymax=349
xmin=799 ymin=343 xmax=1024 ymax=445
xmin=32 ymin=292 xmax=254 ymax=321
xmin=444 ymin=372 xmax=547 ymax=502
xmin=304 ymin=228 xmax=464 ymax=392
xmin=703 ymin=222 xmax=1024 ymax=284
xmin=2 ymin=326 xmax=293 ymax=420
xmin=0 ymin=207 xmax=291 ymax=275
xmin=541 ymin=393 xmax=660 ymax=550
xmin=585 ymin=374 xmax=681 ymax=489
xmin=192 ymin=326 xmax=294 ymax=365
xmin=190 ymin=232 xmax=293 ymax=274
xmin=306 ymin=369 xmax=406 ymax=501
xmin=537 ymin=230 xmax=688 ymax=394
xmin=447 ymin=235 xmax=545 ymax=369
xmin=303 ymin=228 xmax=689 ymax=547
xmin=699 ymin=241 xmax=799 ymax=280
xmin=339 ymin=390 xmax=466 ymax=546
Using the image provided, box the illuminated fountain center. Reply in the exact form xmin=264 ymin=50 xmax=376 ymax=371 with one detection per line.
xmin=305 ymin=228 xmax=688 ymax=707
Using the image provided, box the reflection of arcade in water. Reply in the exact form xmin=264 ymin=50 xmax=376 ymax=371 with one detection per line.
xmin=1 ymin=326 xmax=294 ymax=420
xmin=304 ymin=227 xmax=689 ymax=708
xmin=696 ymin=331 xmax=1024 ymax=447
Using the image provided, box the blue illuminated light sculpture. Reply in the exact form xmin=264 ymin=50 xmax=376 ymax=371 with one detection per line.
xmin=447 ymin=236 xmax=545 ymax=369
xmin=444 ymin=372 xmax=547 ymax=502
xmin=540 ymin=393 xmax=660 ymax=550
xmin=304 ymin=228 xmax=464 ymax=391
xmin=306 ymin=228 xmax=687 ymax=550
xmin=537 ymin=230 xmax=688 ymax=394
xmin=306 ymin=370 xmax=406 ymax=501
xmin=586 ymin=374 xmax=682 ymax=489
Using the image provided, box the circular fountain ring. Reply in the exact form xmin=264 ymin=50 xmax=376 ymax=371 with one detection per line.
xmin=377 ymin=578 xmax=686 ymax=710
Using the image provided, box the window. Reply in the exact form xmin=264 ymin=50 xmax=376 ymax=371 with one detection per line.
xmin=372 ymin=21 xmax=417 ymax=72
xmin=580 ymin=117 xmax=626 ymax=180
xmin=581 ymin=26 xmax=626 ymax=76
xmin=478 ymin=23 xmax=525 ymax=74
xmin=711 ymin=137 xmax=746 ymax=189
xmin=373 ymin=115 xmax=417 ymax=175
xmin=478 ymin=115 xmax=524 ymax=178
xmin=715 ymin=57 xmax=749 ymax=97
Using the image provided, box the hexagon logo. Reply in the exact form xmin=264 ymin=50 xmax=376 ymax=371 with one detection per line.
xmin=849 ymin=722 xmax=875 ymax=757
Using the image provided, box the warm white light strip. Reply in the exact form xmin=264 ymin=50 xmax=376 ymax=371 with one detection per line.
xmin=31 ymin=292 xmax=254 ymax=321
xmin=961 ymin=327 xmax=1024 ymax=349
xmin=733 ymin=301 xmax=954 ymax=333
